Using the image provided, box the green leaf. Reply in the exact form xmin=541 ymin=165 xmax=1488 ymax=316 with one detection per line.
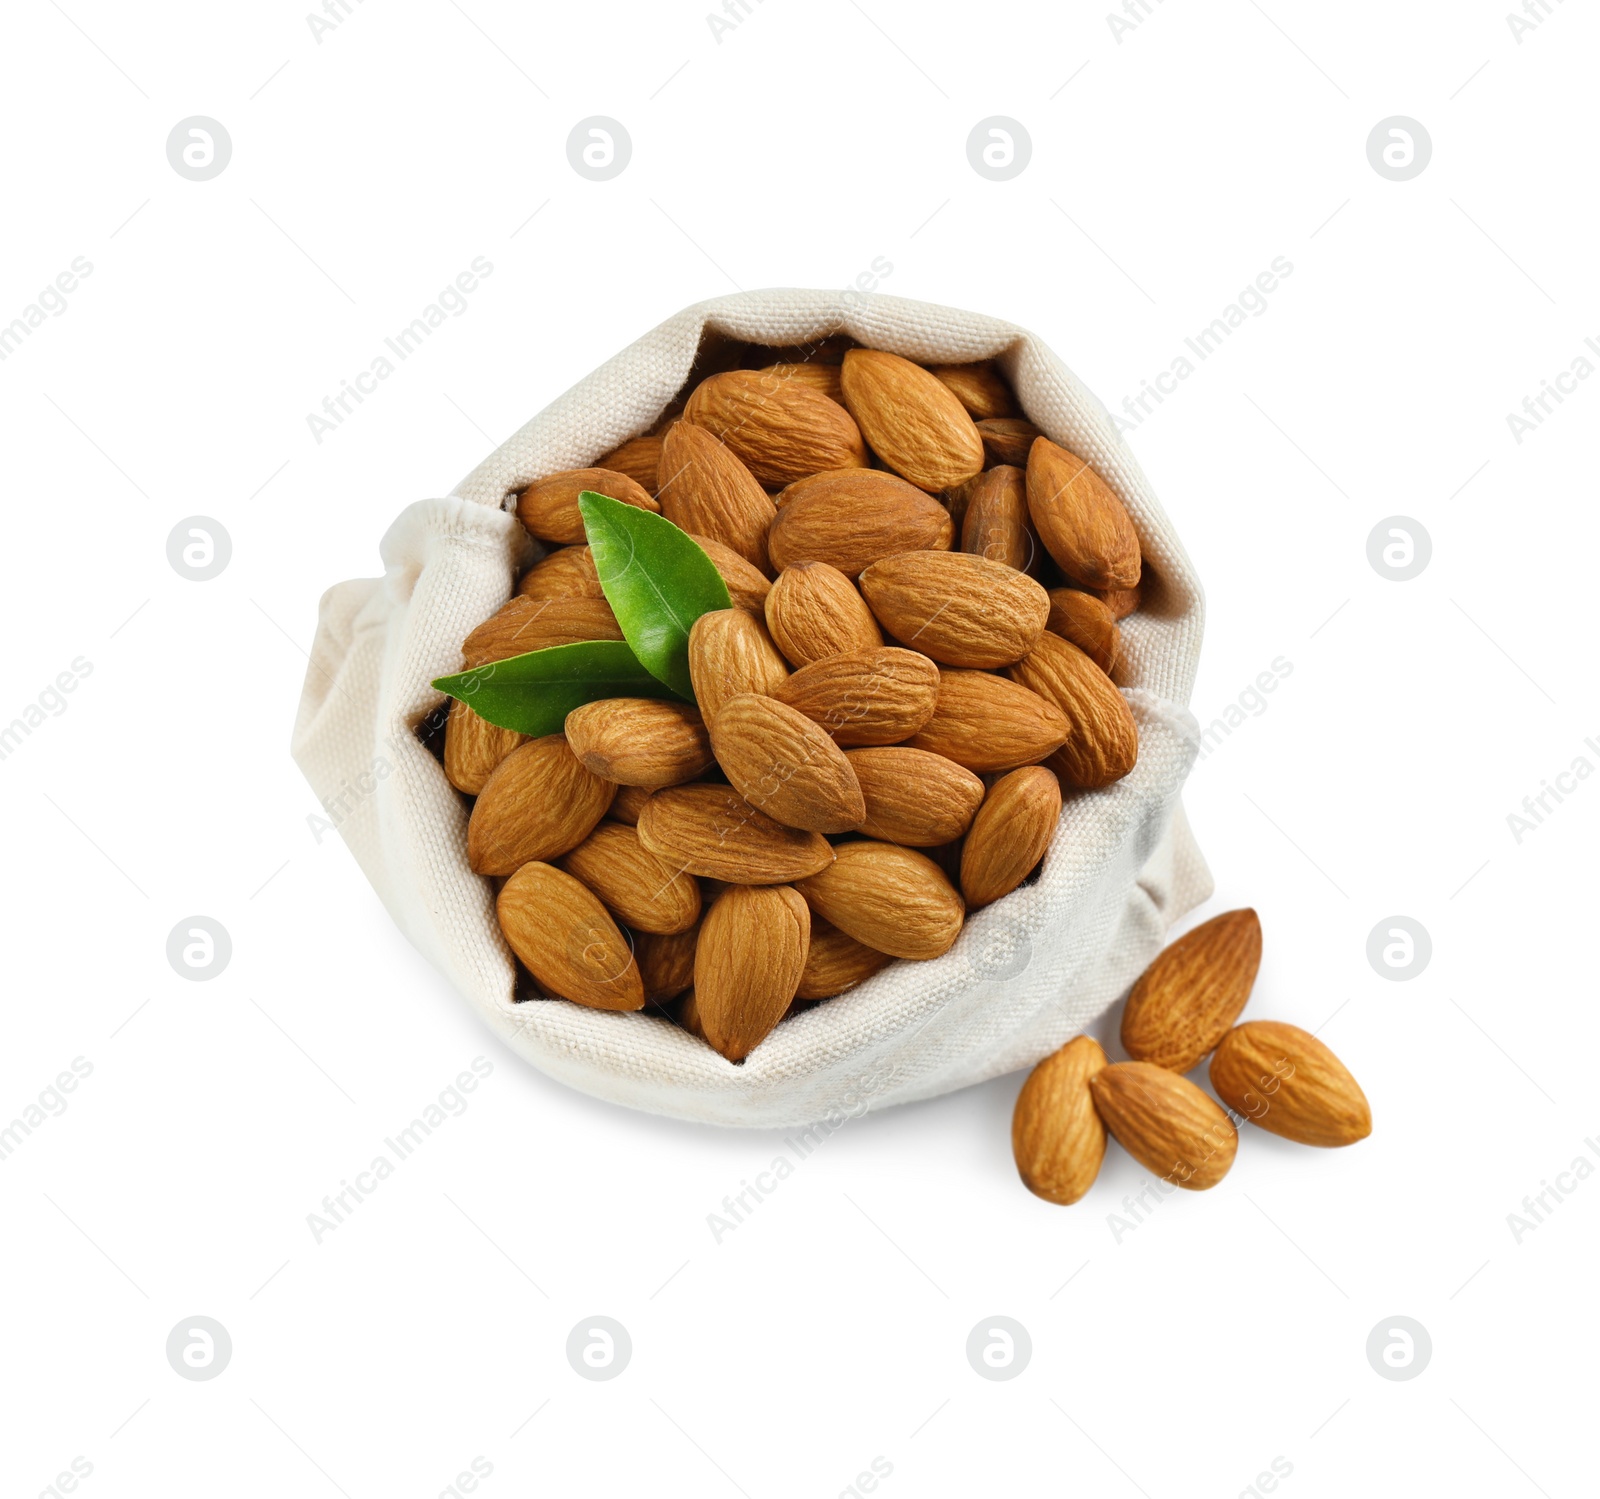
xmin=579 ymin=490 xmax=731 ymax=700
xmin=432 ymin=640 xmax=684 ymax=737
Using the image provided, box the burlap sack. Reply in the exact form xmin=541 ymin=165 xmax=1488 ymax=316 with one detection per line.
xmin=291 ymin=289 xmax=1212 ymax=1128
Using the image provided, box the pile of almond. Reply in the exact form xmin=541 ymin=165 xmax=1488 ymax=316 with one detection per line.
xmin=439 ymin=337 xmax=1147 ymax=1062
xmin=1012 ymin=909 xmax=1372 ymax=1203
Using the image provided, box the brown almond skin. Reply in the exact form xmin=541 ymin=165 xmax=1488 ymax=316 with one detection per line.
xmin=658 ymin=421 xmax=777 ymax=573
xmin=942 ymin=469 xmax=988 ymax=534
xmin=929 ymin=362 xmax=1017 ymax=421
xmin=1012 ymin=1035 xmax=1109 ymax=1205
xmin=905 ymin=669 xmax=1070 ymax=772
xmin=795 ymin=840 xmax=965 ymax=960
xmin=1046 ymin=588 xmax=1120 ymax=676
xmin=564 ymin=699 xmax=714 ymax=789
xmin=693 ymin=884 xmax=811 ymax=1061
xmin=692 ymin=535 xmax=772 ymax=613
xmin=595 ymin=435 xmax=663 ymax=496
xmin=758 ymin=361 xmax=843 ymax=402
xmin=517 ymin=546 xmax=606 ymax=601
xmin=1078 ymin=580 xmax=1142 ymax=620
xmin=772 ymin=647 xmax=941 ymax=747
xmin=1211 ymin=1021 xmax=1372 ymax=1147
xmin=768 ymin=470 xmax=954 ymax=576
xmin=1121 ymin=909 xmax=1263 ymax=1073
xmin=961 ymin=465 xmax=1040 ymax=575
xmin=961 ymin=766 xmax=1061 ymax=909
xmin=462 ymin=596 xmax=622 ymax=667
xmin=839 ymin=348 xmax=986 ymax=492
xmin=467 ymin=736 xmax=617 ymax=875
xmin=846 ymin=747 xmax=985 ymax=846
xmin=607 ymin=783 xmax=653 ymax=826
xmin=1089 ymin=1062 xmax=1238 ymax=1190
xmin=443 ymin=699 xmax=527 ymax=796
xmin=1025 ymin=436 xmax=1141 ymax=591
xmin=764 ymin=561 xmax=883 ymax=667
xmin=496 ymin=861 xmax=643 ymax=1011
xmin=688 ymin=609 xmax=790 ymax=723
xmin=795 ymin=917 xmax=894 ymax=999
xmin=636 ymin=783 xmax=835 ymax=884
xmin=1008 ymin=632 xmax=1139 ymax=790
xmin=858 ymin=550 xmax=1050 ymax=669
xmin=560 ymin=822 xmax=702 ymax=936
xmin=977 ymin=417 xmax=1042 ymax=467
xmin=709 ymin=694 xmax=866 ymax=835
xmin=684 ymin=370 xmax=866 ymax=487
xmin=516 ymin=467 xmax=660 ymax=545
xmin=636 ymin=921 xmax=699 ymax=1001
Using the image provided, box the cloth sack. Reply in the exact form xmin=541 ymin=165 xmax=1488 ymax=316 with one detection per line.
xmin=291 ymin=289 xmax=1212 ymax=1129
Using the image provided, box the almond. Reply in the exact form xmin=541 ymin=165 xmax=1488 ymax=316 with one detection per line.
xmin=928 ymin=361 xmax=1017 ymax=421
xmin=763 ymin=561 xmax=883 ymax=666
xmin=1007 ymin=632 xmax=1138 ymax=789
xmin=795 ymin=840 xmax=965 ymax=960
xmin=1210 ymin=1021 xmax=1371 ymax=1147
xmin=1089 ymin=1063 xmax=1238 ymax=1190
xmin=961 ymin=465 xmax=1039 ymax=575
xmin=960 ymin=766 xmax=1061 ymax=909
xmin=608 ymin=782 xmax=653 ymax=826
xmin=1045 ymin=588 xmax=1120 ymax=676
xmin=976 ymin=417 xmax=1042 ymax=467
xmin=1076 ymin=580 xmax=1142 ymax=621
xmin=904 ymin=669 xmax=1070 ymax=772
xmin=795 ymin=917 xmax=894 ymax=999
xmin=767 ymin=469 xmax=954 ymax=576
xmin=688 ymin=608 xmax=790 ymax=722
xmin=758 ymin=361 xmax=843 ymax=402
xmin=636 ymin=921 xmax=699 ymax=1001
xmin=496 ymin=861 xmax=643 ymax=1011
xmin=596 ymin=434 xmax=663 ymax=496
xmin=1012 ymin=1035 xmax=1108 ymax=1205
xmin=560 ymin=821 xmax=702 ymax=935
xmin=658 ymin=421 xmax=777 ymax=572
xmin=468 ymin=735 xmax=617 ymax=875
xmin=564 ymin=699 xmax=713 ymax=788
xmin=443 ymin=699 xmax=527 ymax=795
xmin=692 ymin=884 xmax=811 ymax=1060
xmin=858 ymin=550 xmax=1049 ymax=668
xmin=517 ymin=546 xmax=605 ymax=602
xmin=772 ymin=647 xmax=941 ymax=747
xmin=636 ymin=783 xmax=835 ymax=884
xmin=941 ymin=469 xmax=988 ymax=534
xmin=846 ymin=747 xmax=985 ymax=846
xmin=708 ymin=694 xmax=866 ymax=834
xmin=516 ymin=467 xmax=660 ymax=545
xmin=1121 ymin=909 xmax=1262 ymax=1073
xmin=684 ymin=370 xmax=866 ymax=487
xmin=462 ymin=595 xmax=622 ymax=667
xmin=838 ymin=349 xmax=985 ymax=492
xmin=1025 ymin=436 xmax=1141 ymax=590
xmin=691 ymin=534 xmax=772 ymax=612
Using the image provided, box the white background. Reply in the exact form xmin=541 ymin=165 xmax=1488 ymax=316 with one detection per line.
xmin=2 ymin=1 xmax=1595 ymax=1495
